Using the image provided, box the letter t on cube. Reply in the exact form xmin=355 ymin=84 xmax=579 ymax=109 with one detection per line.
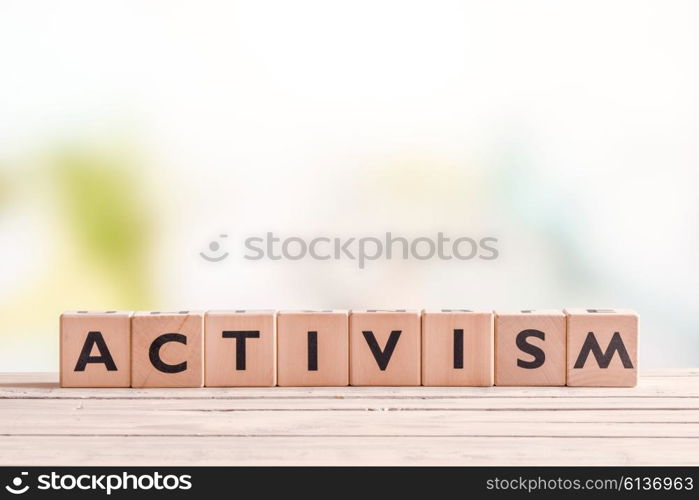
xmin=204 ymin=310 xmax=276 ymax=387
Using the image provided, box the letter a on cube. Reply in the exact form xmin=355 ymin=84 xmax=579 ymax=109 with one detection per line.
xmin=60 ymin=311 xmax=132 ymax=387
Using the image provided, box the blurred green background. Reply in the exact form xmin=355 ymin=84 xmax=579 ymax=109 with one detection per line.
xmin=1 ymin=0 xmax=697 ymax=369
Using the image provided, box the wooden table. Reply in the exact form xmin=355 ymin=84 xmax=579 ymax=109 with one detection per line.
xmin=1 ymin=370 xmax=697 ymax=466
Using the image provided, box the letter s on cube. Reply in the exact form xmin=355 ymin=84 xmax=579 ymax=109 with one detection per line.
xmin=494 ymin=310 xmax=567 ymax=386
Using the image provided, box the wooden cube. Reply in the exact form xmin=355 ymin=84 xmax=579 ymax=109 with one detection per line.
xmin=131 ymin=311 xmax=204 ymax=388
xmin=421 ymin=309 xmax=493 ymax=386
xmin=60 ymin=311 xmax=132 ymax=387
xmin=566 ymin=308 xmax=638 ymax=387
xmin=350 ymin=310 xmax=421 ymax=386
xmin=495 ymin=310 xmax=566 ymax=386
xmin=277 ymin=310 xmax=349 ymax=386
xmin=205 ymin=310 xmax=276 ymax=387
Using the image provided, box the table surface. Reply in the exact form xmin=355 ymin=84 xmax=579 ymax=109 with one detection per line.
xmin=1 ymin=370 xmax=697 ymax=466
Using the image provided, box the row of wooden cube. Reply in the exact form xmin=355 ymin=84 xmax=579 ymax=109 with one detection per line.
xmin=60 ymin=308 xmax=638 ymax=388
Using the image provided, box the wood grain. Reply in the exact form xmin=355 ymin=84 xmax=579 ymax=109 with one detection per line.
xmin=566 ymin=308 xmax=638 ymax=387
xmin=421 ymin=310 xmax=493 ymax=386
xmin=277 ymin=310 xmax=349 ymax=386
xmin=0 ymin=371 xmax=697 ymax=465
xmin=495 ymin=309 xmax=566 ymax=386
xmin=205 ymin=310 xmax=276 ymax=387
xmin=350 ymin=310 xmax=421 ymax=386
xmin=60 ymin=311 xmax=132 ymax=387
xmin=131 ymin=311 xmax=204 ymax=388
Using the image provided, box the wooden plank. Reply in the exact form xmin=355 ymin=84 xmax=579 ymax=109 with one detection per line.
xmin=0 ymin=436 xmax=695 ymax=466
xmin=0 ymin=371 xmax=697 ymax=466
xmin=5 ymin=403 xmax=699 ymax=422
xmin=1 ymin=411 xmax=699 ymax=437
xmin=1 ymin=397 xmax=699 ymax=411
xmin=4 ymin=369 xmax=697 ymax=385
xmin=2 ymin=377 xmax=698 ymax=398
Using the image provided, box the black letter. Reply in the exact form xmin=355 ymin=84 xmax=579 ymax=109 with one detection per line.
xmin=362 ymin=331 xmax=401 ymax=370
xmin=516 ymin=329 xmax=546 ymax=369
xmin=74 ymin=331 xmax=117 ymax=371
xmin=149 ymin=333 xmax=187 ymax=373
xmin=453 ymin=329 xmax=464 ymax=369
xmin=222 ymin=331 xmax=260 ymax=370
xmin=574 ymin=332 xmax=633 ymax=369
xmin=307 ymin=331 xmax=318 ymax=371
